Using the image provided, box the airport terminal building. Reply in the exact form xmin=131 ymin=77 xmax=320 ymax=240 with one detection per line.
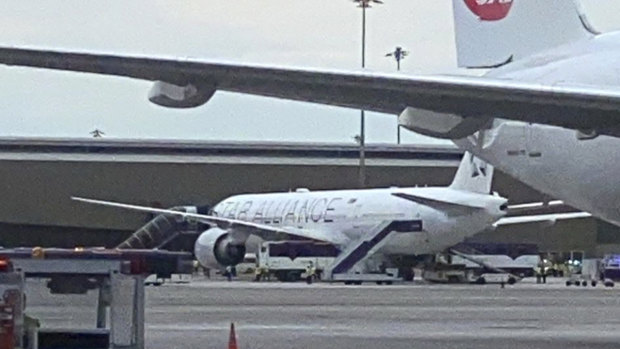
xmin=0 ymin=137 xmax=618 ymax=258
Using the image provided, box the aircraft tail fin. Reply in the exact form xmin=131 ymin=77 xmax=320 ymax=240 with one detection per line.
xmin=452 ymin=0 xmax=597 ymax=68
xmin=449 ymin=152 xmax=494 ymax=194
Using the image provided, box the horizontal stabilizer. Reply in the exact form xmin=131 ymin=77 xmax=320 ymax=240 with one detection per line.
xmin=494 ymin=212 xmax=591 ymax=227
xmin=506 ymin=200 xmax=566 ymax=215
xmin=392 ymin=192 xmax=486 ymax=210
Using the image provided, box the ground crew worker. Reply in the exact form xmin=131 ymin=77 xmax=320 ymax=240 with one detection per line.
xmin=305 ymin=262 xmax=316 ymax=284
xmin=254 ymin=265 xmax=268 ymax=282
xmin=536 ymin=259 xmax=547 ymax=284
xmin=225 ymin=265 xmax=233 ymax=282
xmin=262 ymin=263 xmax=271 ymax=281
xmin=254 ymin=267 xmax=261 ymax=282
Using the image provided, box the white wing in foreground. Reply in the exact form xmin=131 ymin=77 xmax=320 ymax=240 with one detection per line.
xmin=1 ymin=47 xmax=620 ymax=136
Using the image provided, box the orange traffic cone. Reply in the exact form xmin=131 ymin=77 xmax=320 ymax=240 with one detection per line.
xmin=228 ymin=322 xmax=238 ymax=349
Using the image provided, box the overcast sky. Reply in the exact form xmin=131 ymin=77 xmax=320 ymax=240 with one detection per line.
xmin=0 ymin=1 xmax=618 ymax=144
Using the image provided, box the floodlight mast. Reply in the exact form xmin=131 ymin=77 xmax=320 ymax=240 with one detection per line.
xmin=385 ymin=46 xmax=409 ymax=144
xmin=352 ymin=0 xmax=383 ymax=188
xmin=385 ymin=46 xmax=409 ymax=71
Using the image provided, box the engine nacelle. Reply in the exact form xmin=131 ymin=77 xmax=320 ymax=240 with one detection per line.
xmin=398 ymin=107 xmax=489 ymax=139
xmin=194 ymin=228 xmax=246 ymax=269
xmin=148 ymin=81 xmax=216 ymax=108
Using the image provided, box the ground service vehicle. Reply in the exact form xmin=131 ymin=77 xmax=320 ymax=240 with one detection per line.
xmin=258 ymin=241 xmax=339 ymax=282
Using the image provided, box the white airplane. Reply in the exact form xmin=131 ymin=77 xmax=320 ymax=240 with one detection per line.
xmin=0 ymin=1 xmax=616 ymax=224
xmin=74 ymin=153 xmax=509 ymax=273
xmin=73 ymin=153 xmax=582 ymax=273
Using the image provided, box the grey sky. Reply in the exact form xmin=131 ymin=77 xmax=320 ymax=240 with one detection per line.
xmin=0 ymin=1 xmax=618 ymax=143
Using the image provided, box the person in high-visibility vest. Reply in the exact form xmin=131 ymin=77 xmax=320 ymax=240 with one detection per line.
xmin=535 ymin=260 xmax=544 ymax=284
xmin=254 ymin=266 xmax=262 ymax=282
xmin=536 ymin=259 xmax=547 ymax=284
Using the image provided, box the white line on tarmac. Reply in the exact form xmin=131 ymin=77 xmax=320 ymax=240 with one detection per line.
xmin=147 ymin=323 xmax=349 ymax=332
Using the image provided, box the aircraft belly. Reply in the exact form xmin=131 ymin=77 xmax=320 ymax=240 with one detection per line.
xmin=380 ymin=224 xmax=480 ymax=255
xmin=380 ymin=232 xmax=429 ymax=255
xmin=456 ymin=122 xmax=620 ymax=226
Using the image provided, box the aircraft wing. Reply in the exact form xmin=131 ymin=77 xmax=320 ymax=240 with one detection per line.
xmin=72 ymin=197 xmax=348 ymax=246
xmin=1 ymin=47 xmax=620 ymax=135
xmin=494 ymin=212 xmax=592 ymax=227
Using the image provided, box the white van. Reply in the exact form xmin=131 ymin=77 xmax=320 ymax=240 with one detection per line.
xmin=258 ymin=241 xmax=339 ymax=282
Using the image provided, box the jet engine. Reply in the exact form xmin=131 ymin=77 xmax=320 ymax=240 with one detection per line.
xmin=194 ymin=228 xmax=246 ymax=269
xmin=148 ymin=81 xmax=216 ymax=108
xmin=398 ymin=107 xmax=490 ymax=139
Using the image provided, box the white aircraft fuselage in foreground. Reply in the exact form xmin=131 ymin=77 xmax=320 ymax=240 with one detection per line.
xmin=453 ymin=35 xmax=620 ymax=225
xmin=447 ymin=1 xmax=620 ymax=226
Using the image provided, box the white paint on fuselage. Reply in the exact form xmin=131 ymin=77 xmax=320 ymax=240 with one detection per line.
xmin=488 ymin=32 xmax=620 ymax=87
xmin=455 ymin=32 xmax=620 ymax=226
xmin=212 ymin=187 xmax=506 ymax=256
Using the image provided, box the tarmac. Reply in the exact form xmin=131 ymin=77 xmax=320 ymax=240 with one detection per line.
xmin=26 ymin=277 xmax=620 ymax=349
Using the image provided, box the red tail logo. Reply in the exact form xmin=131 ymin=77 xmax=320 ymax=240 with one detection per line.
xmin=464 ymin=0 xmax=513 ymax=21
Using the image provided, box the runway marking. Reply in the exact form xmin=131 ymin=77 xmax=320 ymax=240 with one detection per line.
xmin=169 ymin=279 xmax=620 ymax=292
xmin=147 ymin=323 xmax=349 ymax=332
xmin=147 ymin=323 xmax=620 ymax=341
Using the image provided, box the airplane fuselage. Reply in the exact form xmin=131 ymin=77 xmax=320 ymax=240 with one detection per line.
xmin=211 ymin=187 xmax=505 ymax=255
xmin=455 ymin=31 xmax=620 ymax=226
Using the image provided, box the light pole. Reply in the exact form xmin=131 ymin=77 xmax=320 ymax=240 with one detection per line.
xmin=385 ymin=46 xmax=408 ymax=71
xmin=385 ymin=46 xmax=409 ymax=144
xmin=353 ymin=0 xmax=382 ymax=188
xmin=90 ymin=129 xmax=105 ymax=138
